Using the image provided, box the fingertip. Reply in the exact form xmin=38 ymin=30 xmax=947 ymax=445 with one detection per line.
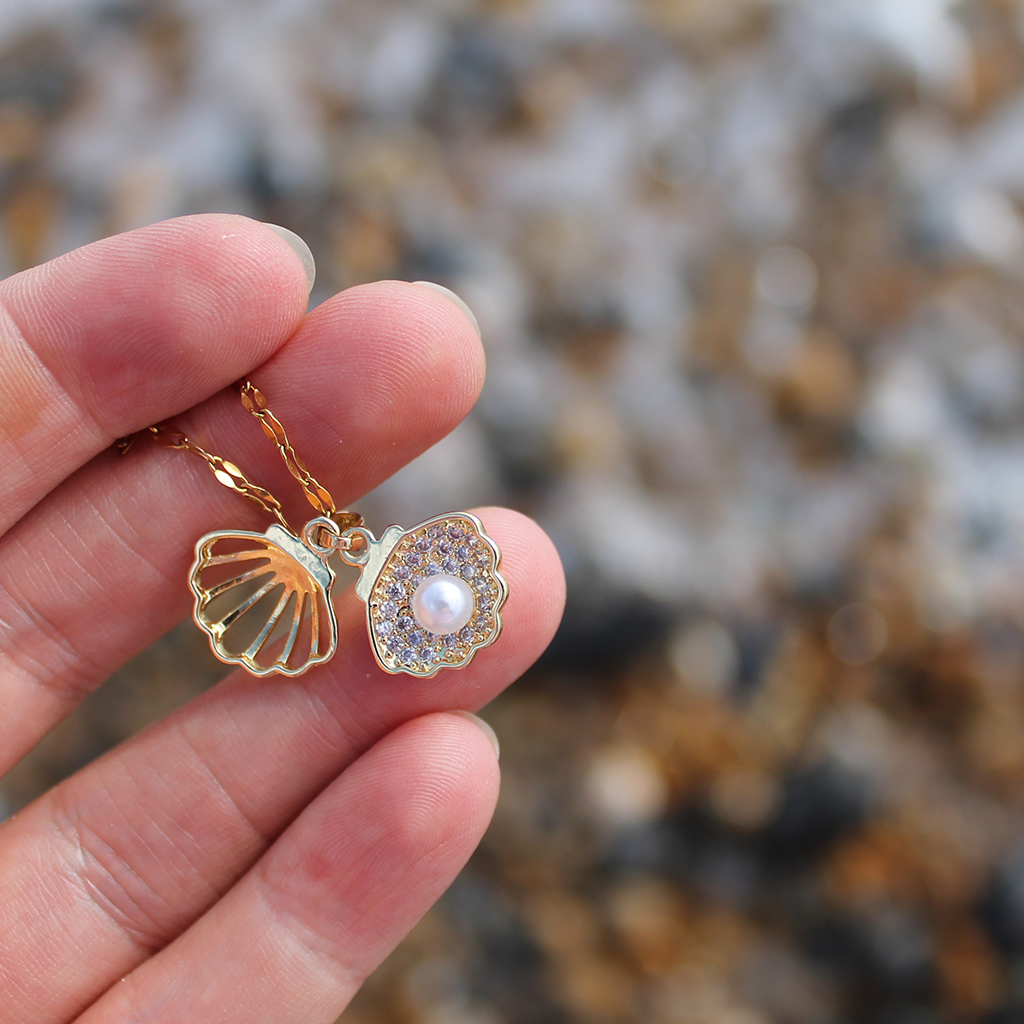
xmin=446 ymin=710 xmax=501 ymax=761
xmin=296 ymin=711 xmax=500 ymax=894
xmin=0 ymin=213 xmax=314 ymax=437
xmin=293 ymin=279 xmax=486 ymax=440
xmin=401 ymin=712 xmax=501 ymax=834
xmin=261 ymin=223 xmax=316 ymax=293
xmin=475 ymin=505 xmax=567 ymax=652
xmin=144 ymin=214 xmax=313 ymax=324
xmin=362 ymin=279 xmax=485 ymax=394
xmin=411 ymin=281 xmax=481 ymax=337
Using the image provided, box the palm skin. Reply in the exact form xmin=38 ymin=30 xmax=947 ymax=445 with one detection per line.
xmin=0 ymin=215 xmax=565 ymax=1023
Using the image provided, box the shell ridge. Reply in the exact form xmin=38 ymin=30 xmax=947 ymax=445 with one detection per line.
xmin=190 ymin=525 xmax=338 ymax=677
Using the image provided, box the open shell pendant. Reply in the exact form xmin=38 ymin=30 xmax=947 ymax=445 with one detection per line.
xmin=189 ymin=512 xmax=507 ymax=678
xmin=189 ymin=524 xmax=338 ymax=677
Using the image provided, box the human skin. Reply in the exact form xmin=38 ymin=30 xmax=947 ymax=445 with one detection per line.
xmin=0 ymin=214 xmax=565 ymax=1023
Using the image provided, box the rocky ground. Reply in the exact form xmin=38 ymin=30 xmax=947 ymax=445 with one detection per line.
xmin=6 ymin=1 xmax=1024 ymax=1021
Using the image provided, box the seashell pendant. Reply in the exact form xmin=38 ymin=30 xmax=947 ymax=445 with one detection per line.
xmin=188 ymin=511 xmax=507 ymax=679
xmin=189 ymin=524 xmax=338 ymax=677
xmin=138 ymin=379 xmax=507 ymax=679
xmin=339 ymin=511 xmax=508 ymax=679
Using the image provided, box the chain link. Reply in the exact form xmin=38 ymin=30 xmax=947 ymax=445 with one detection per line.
xmin=147 ymin=422 xmax=292 ymax=529
xmin=134 ymin=380 xmax=363 ymax=535
xmin=236 ymin=381 xmax=337 ymax=516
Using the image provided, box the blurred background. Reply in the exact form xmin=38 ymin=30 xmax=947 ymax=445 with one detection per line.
xmin=8 ymin=0 xmax=1024 ymax=1021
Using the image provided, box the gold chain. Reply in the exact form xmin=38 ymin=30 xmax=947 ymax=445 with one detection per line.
xmin=129 ymin=381 xmax=363 ymax=535
xmin=236 ymin=381 xmax=336 ymax=518
xmin=146 ymin=420 xmax=292 ymax=529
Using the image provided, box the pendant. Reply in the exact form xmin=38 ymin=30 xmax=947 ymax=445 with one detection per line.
xmin=338 ymin=511 xmax=508 ymax=679
xmin=188 ymin=511 xmax=507 ymax=678
xmin=134 ymin=381 xmax=508 ymax=679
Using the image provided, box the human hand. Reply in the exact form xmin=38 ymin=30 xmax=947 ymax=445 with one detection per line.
xmin=0 ymin=215 xmax=565 ymax=1023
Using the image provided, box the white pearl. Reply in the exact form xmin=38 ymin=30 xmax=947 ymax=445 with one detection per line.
xmin=411 ymin=574 xmax=475 ymax=635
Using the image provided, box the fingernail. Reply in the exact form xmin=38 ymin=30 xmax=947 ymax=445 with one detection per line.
xmin=263 ymin=223 xmax=316 ymax=293
xmin=413 ymin=281 xmax=481 ymax=337
xmin=446 ymin=710 xmax=500 ymax=759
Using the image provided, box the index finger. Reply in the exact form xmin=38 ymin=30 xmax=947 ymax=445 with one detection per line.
xmin=0 ymin=214 xmax=312 ymax=535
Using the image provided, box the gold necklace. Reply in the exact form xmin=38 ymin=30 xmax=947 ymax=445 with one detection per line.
xmin=123 ymin=381 xmax=507 ymax=679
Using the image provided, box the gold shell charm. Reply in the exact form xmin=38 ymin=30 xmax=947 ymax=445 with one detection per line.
xmin=189 ymin=524 xmax=337 ymax=677
xmin=136 ymin=379 xmax=508 ymax=679
xmin=341 ymin=512 xmax=508 ymax=678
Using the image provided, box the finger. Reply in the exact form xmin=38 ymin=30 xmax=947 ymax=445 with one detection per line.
xmin=0 ymin=509 xmax=563 ymax=1024
xmin=0 ymin=279 xmax=484 ymax=768
xmin=0 ymin=214 xmax=312 ymax=535
xmin=77 ymin=713 xmax=500 ymax=1024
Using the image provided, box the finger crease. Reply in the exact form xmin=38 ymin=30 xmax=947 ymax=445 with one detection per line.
xmin=171 ymin=718 xmax=272 ymax=849
xmin=0 ymin=572 xmax=102 ymax=703
xmin=251 ymin=872 xmax=364 ymax=988
xmin=50 ymin=789 xmax=172 ymax=954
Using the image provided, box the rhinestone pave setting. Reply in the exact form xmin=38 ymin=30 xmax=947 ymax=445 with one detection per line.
xmin=365 ymin=513 xmax=507 ymax=677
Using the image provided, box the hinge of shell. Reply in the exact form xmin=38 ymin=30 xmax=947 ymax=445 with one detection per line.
xmin=302 ymin=515 xmax=368 ymax=556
